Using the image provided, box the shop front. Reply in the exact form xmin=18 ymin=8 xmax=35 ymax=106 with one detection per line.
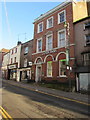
xmin=19 ymin=68 xmax=32 ymax=82
xmin=8 ymin=64 xmax=18 ymax=80
xmin=1 ymin=66 xmax=8 ymax=79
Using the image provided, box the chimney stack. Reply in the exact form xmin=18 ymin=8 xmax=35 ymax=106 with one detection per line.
xmin=17 ymin=41 xmax=22 ymax=45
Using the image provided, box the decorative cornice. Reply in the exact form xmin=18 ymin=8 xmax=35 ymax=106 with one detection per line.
xmin=33 ymin=0 xmax=75 ymax=23
xmin=32 ymin=43 xmax=75 ymax=55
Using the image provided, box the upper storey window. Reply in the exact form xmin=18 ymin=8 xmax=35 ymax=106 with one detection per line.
xmin=85 ymin=34 xmax=90 ymax=46
xmin=11 ymin=49 xmax=13 ymax=55
xmin=58 ymin=29 xmax=66 ymax=48
xmin=83 ymin=53 xmax=90 ymax=66
xmin=47 ymin=16 xmax=53 ymax=29
xmin=11 ymin=58 xmax=13 ymax=64
xmin=37 ymin=22 xmax=43 ymax=33
xmin=85 ymin=22 xmax=90 ymax=29
xmin=15 ymin=48 xmax=17 ymax=53
xmin=24 ymin=59 xmax=27 ymax=67
xmin=24 ymin=47 xmax=29 ymax=54
xmin=37 ymin=38 xmax=42 ymax=52
xmin=46 ymin=34 xmax=53 ymax=51
xmin=58 ymin=10 xmax=66 ymax=24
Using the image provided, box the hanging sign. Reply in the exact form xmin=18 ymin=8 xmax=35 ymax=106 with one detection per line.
xmin=8 ymin=65 xmax=17 ymax=69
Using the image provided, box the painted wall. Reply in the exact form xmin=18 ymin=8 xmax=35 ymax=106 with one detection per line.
xmin=2 ymin=52 xmax=10 ymax=68
xmin=9 ymin=44 xmax=21 ymax=68
xmin=73 ymin=1 xmax=88 ymax=22
xmin=74 ymin=18 xmax=90 ymax=63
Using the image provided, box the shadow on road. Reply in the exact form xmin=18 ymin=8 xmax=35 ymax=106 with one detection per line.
xmin=2 ymin=81 xmax=89 ymax=117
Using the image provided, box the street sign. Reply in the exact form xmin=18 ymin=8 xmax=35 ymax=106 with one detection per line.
xmin=28 ymin=62 xmax=32 ymax=66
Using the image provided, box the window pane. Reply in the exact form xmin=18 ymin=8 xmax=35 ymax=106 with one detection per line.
xmin=59 ymin=60 xmax=66 ymax=76
xmin=25 ymin=47 xmax=28 ymax=54
xmin=59 ymin=12 xmax=64 ymax=23
xmin=11 ymin=50 xmax=13 ymax=54
xmin=83 ymin=53 xmax=90 ymax=66
xmin=85 ymin=22 xmax=90 ymax=29
xmin=47 ymin=62 xmax=52 ymax=76
xmin=38 ymin=39 xmax=42 ymax=52
xmin=59 ymin=31 xmax=65 ymax=47
xmin=14 ymin=57 xmax=16 ymax=63
xmin=48 ymin=18 xmax=53 ymax=28
xmin=15 ymin=48 xmax=17 ymax=53
xmin=24 ymin=59 xmax=27 ymax=67
xmin=39 ymin=23 xmax=43 ymax=32
xmin=86 ymin=35 xmax=90 ymax=45
xmin=47 ymin=35 xmax=52 ymax=50
xmin=11 ymin=58 xmax=13 ymax=64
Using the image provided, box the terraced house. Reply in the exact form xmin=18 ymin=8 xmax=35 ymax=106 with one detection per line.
xmin=19 ymin=40 xmax=33 ymax=82
xmin=32 ymin=0 xmax=88 ymax=86
xmin=7 ymin=41 xmax=22 ymax=81
xmin=74 ymin=16 xmax=90 ymax=91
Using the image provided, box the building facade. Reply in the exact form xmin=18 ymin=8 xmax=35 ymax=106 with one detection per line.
xmin=87 ymin=1 xmax=90 ymax=16
xmin=2 ymin=52 xmax=10 ymax=79
xmin=0 ymin=49 xmax=9 ymax=78
xmin=32 ymin=1 xmax=88 ymax=86
xmin=8 ymin=42 xmax=21 ymax=81
xmin=19 ymin=40 xmax=33 ymax=82
xmin=74 ymin=16 xmax=90 ymax=91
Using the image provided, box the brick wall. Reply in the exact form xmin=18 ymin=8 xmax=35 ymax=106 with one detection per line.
xmin=32 ymin=3 xmax=75 ymax=82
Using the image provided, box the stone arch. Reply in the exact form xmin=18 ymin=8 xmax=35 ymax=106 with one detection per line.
xmin=56 ymin=52 xmax=66 ymax=61
xmin=44 ymin=54 xmax=54 ymax=63
xmin=34 ymin=57 xmax=43 ymax=64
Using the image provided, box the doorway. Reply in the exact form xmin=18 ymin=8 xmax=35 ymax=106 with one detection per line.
xmin=35 ymin=65 xmax=42 ymax=82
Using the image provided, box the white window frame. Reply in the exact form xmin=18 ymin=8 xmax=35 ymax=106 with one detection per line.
xmin=37 ymin=38 xmax=42 ymax=53
xmin=15 ymin=47 xmax=17 ymax=53
xmin=47 ymin=16 xmax=53 ymax=29
xmin=58 ymin=29 xmax=66 ymax=48
xmin=24 ymin=47 xmax=28 ymax=54
xmin=37 ymin=22 xmax=43 ymax=33
xmin=58 ymin=10 xmax=66 ymax=24
xmin=46 ymin=34 xmax=53 ymax=51
xmin=85 ymin=34 xmax=90 ymax=46
xmin=83 ymin=53 xmax=90 ymax=66
xmin=24 ymin=59 xmax=27 ymax=67
xmin=11 ymin=49 xmax=13 ymax=55
xmin=84 ymin=22 xmax=90 ymax=30
xmin=11 ymin=58 xmax=13 ymax=64
xmin=59 ymin=60 xmax=67 ymax=77
xmin=14 ymin=57 xmax=16 ymax=63
xmin=47 ymin=61 xmax=52 ymax=77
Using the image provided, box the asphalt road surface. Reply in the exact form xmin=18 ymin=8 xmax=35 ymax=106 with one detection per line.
xmin=1 ymin=80 xmax=89 ymax=119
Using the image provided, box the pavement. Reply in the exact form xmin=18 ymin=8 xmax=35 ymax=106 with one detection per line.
xmin=2 ymin=79 xmax=89 ymax=105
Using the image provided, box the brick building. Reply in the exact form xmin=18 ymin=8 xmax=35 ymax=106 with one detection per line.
xmin=32 ymin=1 xmax=88 ymax=86
xmin=19 ymin=40 xmax=33 ymax=82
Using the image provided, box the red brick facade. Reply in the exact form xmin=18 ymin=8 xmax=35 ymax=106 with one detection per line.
xmin=32 ymin=2 xmax=75 ymax=83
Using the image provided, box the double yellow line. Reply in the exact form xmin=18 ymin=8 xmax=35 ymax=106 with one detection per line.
xmin=0 ymin=106 xmax=13 ymax=120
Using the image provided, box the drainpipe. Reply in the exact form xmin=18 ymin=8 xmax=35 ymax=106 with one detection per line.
xmin=64 ymin=22 xmax=71 ymax=91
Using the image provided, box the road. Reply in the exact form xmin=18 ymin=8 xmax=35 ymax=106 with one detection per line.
xmin=1 ymin=80 xmax=89 ymax=119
